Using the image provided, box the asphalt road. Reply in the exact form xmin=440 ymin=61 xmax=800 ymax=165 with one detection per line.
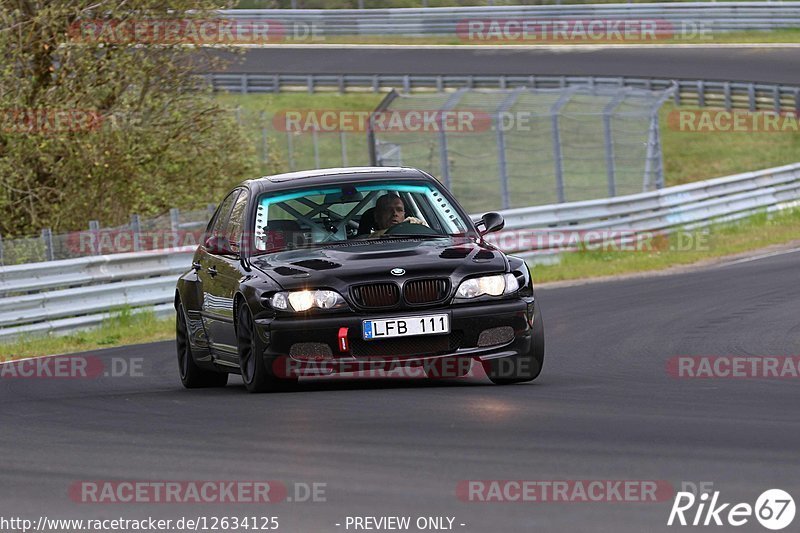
xmin=211 ymin=45 xmax=800 ymax=85
xmin=2 ymin=248 xmax=799 ymax=532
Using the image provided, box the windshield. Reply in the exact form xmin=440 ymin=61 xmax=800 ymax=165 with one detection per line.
xmin=252 ymin=181 xmax=473 ymax=253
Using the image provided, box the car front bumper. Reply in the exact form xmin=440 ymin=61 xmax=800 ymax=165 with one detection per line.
xmin=253 ymin=297 xmax=536 ymax=375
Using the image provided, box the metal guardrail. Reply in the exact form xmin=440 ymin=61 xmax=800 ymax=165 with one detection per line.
xmin=0 ymin=248 xmax=194 ymax=339
xmin=222 ymin=4 xmax=800 ymax=34
xmin=1 ymin=163 xmax=798 ymax=341
xmin=205 ymin=74 xmax=800 ymax=113
xmin=486 ymin=162 xmax=800 ymax=257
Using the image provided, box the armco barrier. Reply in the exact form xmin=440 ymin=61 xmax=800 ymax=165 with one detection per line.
xmin=204 ymin=74 xmax=800 ymax=114
xmin=221 ymin=4 xmax=800 ymax=35
xmin=1 ymin=163 xmax=799 ymax=340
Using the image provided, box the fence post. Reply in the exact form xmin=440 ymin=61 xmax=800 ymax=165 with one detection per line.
xmin=89 ymin=220 xmax=100 ymax=255
xmin=260 ymin=111 xmax=268 ymax=167
xmin=340 ymin=131 xmax=349 ymax=166
xmin=495 ymin=87 xmax=524 ymax=209
xmin=603 ymin=90 xmax=629 ymax=197
xmin=312 ymin=127 xmax=321 ymax=168
xmin=287 ymin=131 xmax=296 ymax=171
xmin=550 ymin=87 xmax=577 ymax=203
xmin=170 ymin=208 xmax=180 ymax=232
xmin=130 ymin=214 xmax=141 ymax=252
xmin=41 ymin=228 xmax=54 ymax=261
xmin=437 ymin=89 xmax=467 ymax=190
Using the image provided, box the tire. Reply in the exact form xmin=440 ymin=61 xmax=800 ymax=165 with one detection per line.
xmin=483 ymin=301 xmax=545 ymax=385
xmin=237 ymin=303 xmax=297 ymax=393
xmin=176 ymin=302 xmax=228 ymax=389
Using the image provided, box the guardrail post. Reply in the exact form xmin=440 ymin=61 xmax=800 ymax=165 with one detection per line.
xmin=724 ymin=82 xmax=732 ymax=111
xmin=697 ymin=80 xmax=705 ymax=107
xmin=170 ymin=208 xmax=180 ymax=232
xmin=89 ymin=220 xmax=100 ymax=255
xmin=372 ymin=75 xmax=379 ymax=93
xmin=338 ymin=75 xmax=345 ymax=94
xmin=748 ymin=84 xmax=756 ymax=112
xmin=271 ymin=74 xmax=279 ymax=93
xmin=436 ymin=76 xmax=443 ymax=92
xmin=130 ymin=214 xmax=141 ymax=252
xmin=41 ymin=228 xmax=54 ymax=261
xmin=773 ymin=86 xmax=781 ymax=114
xmin=795 ymin=89 xmax=800 ymax=115
xmin=307 ymin=75 xmax=314 ymax=94
xmin=403 ymin=75 xmax=411 ymax=94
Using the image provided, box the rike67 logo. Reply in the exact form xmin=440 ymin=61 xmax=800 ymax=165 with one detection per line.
xmin=668 ymin=488 xmax=795 ymax=530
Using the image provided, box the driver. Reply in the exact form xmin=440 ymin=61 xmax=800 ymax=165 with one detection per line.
xmin=370 ymin=193 xmax=427 ymax=237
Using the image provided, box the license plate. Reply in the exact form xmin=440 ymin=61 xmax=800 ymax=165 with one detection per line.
xmin=362 ymin=313 xmax=450 ymax=340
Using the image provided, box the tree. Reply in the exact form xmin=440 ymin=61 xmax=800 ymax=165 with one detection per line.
xmin=0 ymin=0 xmax=255 ymax=236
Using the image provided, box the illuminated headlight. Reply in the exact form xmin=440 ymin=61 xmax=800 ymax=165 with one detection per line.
xmin=455 ymin=273 xmax=519 ymax=299
xmin=269 ymin=290 xmax=346 ymax=312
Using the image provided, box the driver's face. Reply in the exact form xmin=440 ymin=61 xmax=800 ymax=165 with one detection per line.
xmin=378 ymin=197 xmax=405 ymax=229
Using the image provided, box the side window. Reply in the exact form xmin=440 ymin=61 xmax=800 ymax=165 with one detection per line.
xmin=227 ymin=190 xmax=249 ymax=253
xmin=207 ymin=190 xmax=240 ymax=242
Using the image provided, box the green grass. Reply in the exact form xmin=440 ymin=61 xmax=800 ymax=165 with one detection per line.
xmin=660 ymin=103 xmax=800 ymax=186
xmin=530 ymin=207 xmax=800 ymax=283
xmin=0 ymin=307 xmax=175 ymax=360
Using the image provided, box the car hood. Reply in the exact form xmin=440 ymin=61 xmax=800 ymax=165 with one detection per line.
xmin=250 ymin=237 xmax=507 ymax=292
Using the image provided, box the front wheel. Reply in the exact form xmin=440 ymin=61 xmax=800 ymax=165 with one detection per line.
xmin=483 ymin=301 xmax=545 ymax=385
xmin=237 ymin=303 xmax=297 ymax=393
xmin=176 ymin=302 xmax=228 ymax=389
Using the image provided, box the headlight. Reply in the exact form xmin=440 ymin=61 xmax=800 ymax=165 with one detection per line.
xmin=455 ymin=273 xmax=518 ymax=299
xmin=269 ymin=290 xmax=346 ymax=312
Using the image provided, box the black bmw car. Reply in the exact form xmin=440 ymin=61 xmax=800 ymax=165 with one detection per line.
xmin=175 ymin=167 xmax=544 ymax=392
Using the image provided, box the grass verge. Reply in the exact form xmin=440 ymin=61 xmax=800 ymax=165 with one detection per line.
xmin=0 ymin=307 xmax=175 ymax=361
xmin=530 ymin=207 xmax=800 ymax=283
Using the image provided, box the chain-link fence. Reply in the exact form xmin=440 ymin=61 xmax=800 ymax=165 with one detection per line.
xmin=1 ymin=84 xmax=674 ymax=266
xmin=369 ymin=85 xmax=674 ymax=214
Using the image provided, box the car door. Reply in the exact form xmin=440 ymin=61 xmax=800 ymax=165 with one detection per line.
xmin=198 ymin=189 xmax=240 ymax=357
xmin=209 ymin=188 xmax=250 ymax=356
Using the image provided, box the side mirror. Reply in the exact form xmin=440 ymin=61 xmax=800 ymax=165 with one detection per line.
xmin=478 ymin=212 xmax=505 ymax=235
xmin=205 ymin=234 xmax=237 ymax=256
